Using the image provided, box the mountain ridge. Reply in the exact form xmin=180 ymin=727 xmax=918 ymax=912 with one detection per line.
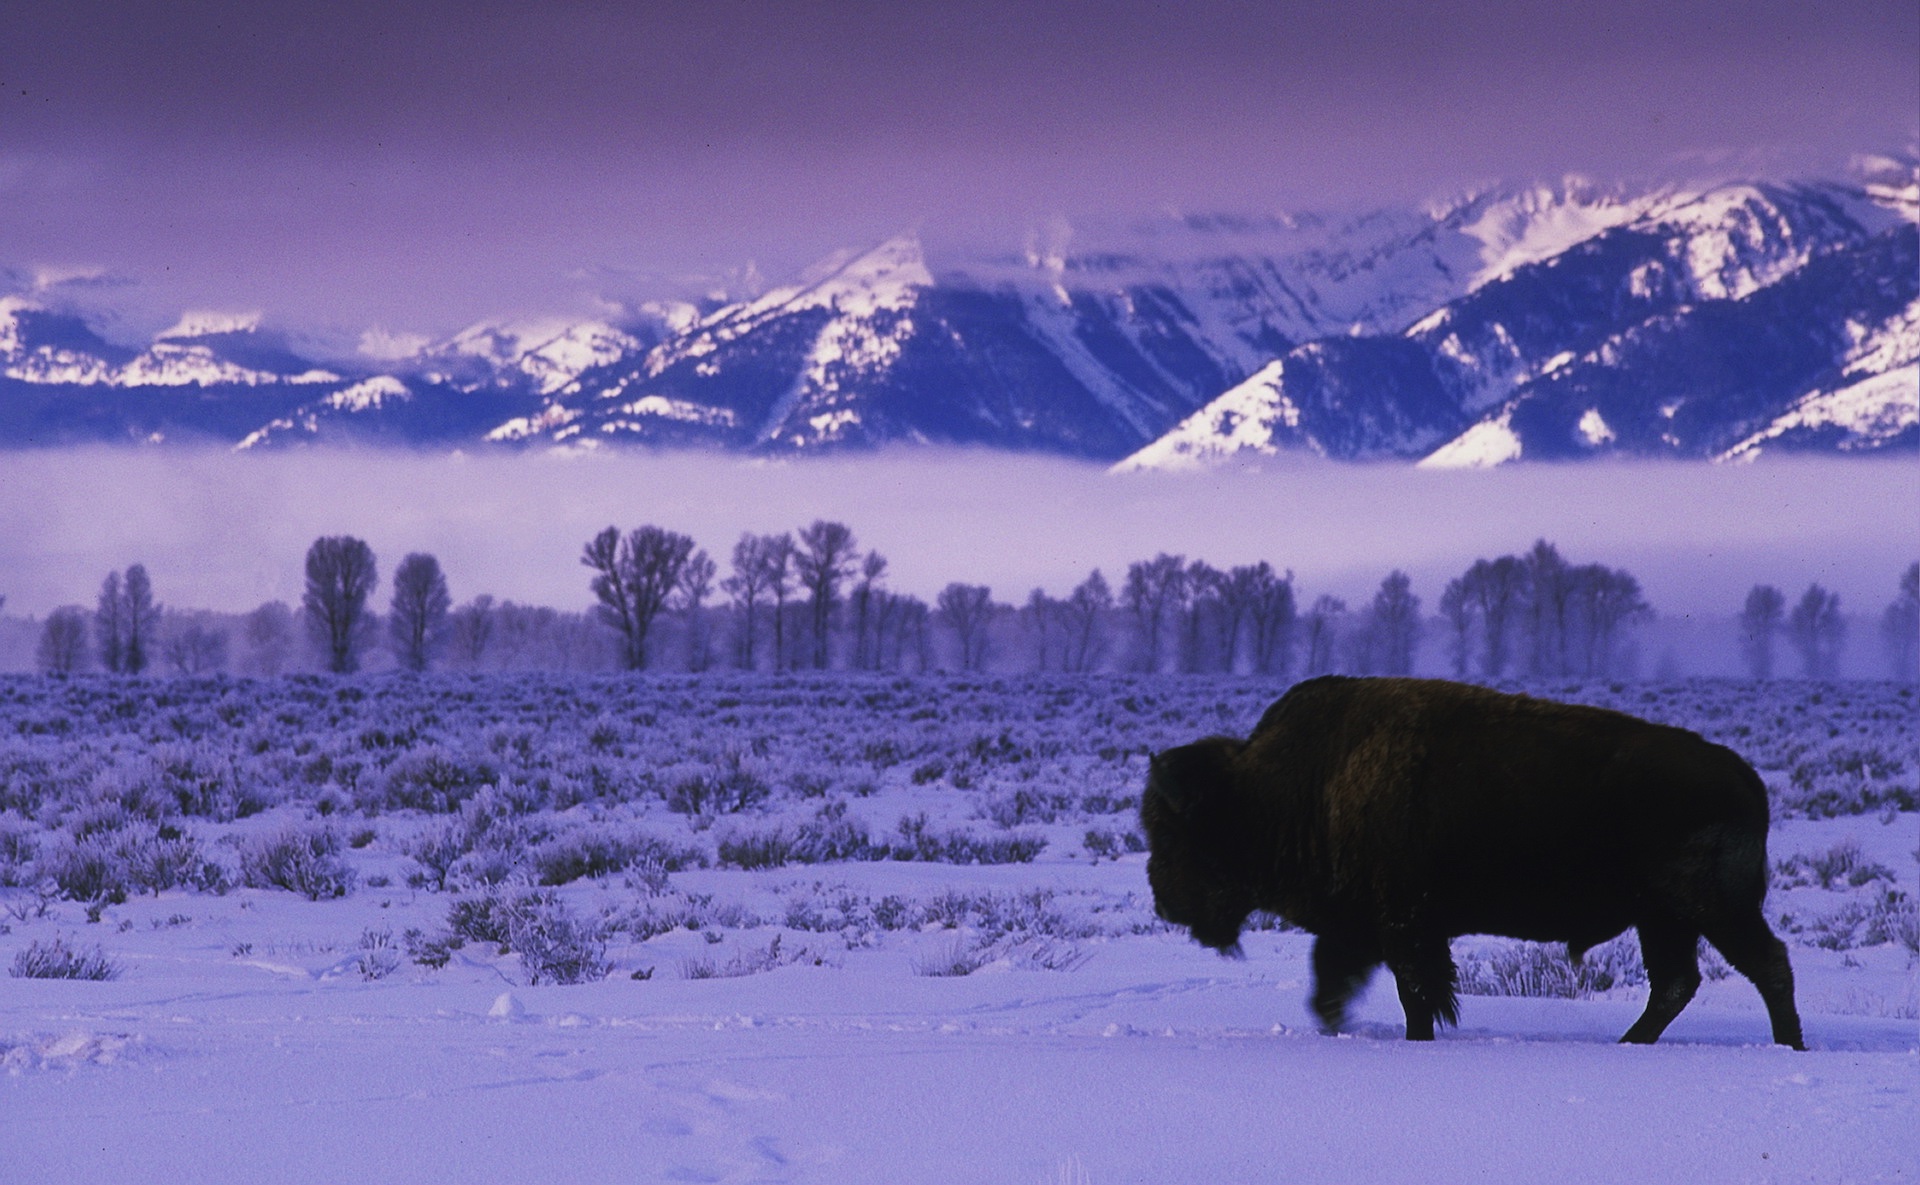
xmin=3 ymin=159 xmax=1914 ymax=465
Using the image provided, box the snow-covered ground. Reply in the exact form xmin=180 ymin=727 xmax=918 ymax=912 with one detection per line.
xmin=1 ymin=675 xmax=1914 ymax=1183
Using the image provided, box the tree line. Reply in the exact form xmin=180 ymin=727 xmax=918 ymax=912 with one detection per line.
xmin=19 ymin=528 xmax=1920 ymax=682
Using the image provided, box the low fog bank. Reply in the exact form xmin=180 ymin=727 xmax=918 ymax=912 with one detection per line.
xmin=1 ymin=447 xmax=1912 ymax=637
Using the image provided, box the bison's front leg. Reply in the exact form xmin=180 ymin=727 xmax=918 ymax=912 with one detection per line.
xmin=1382 ymin=929 xmax=1460 ymax=1042
xmin=1309 ymin=931 xmax=1380 ymax=1034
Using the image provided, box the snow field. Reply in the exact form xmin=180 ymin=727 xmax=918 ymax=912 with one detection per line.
xmin=0 ymin=673 xmax=1914 ymax=1182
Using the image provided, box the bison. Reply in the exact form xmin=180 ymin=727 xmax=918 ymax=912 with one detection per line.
xmin=1140 ymin=676 xmax=1804 ymax=1048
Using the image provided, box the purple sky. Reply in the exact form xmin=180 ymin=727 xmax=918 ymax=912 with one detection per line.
xmin=3 ymin=1 xmax=1916 ymax=338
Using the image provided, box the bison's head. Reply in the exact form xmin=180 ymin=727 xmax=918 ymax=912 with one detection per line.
xmin=1141 ymin=737 xmax=1255 ymax=958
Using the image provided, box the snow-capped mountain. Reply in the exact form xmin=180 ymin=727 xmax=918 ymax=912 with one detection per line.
xmin=1116 ymin=163 xmax=1918 ymax=470
xmin=2 ymin=157 xmax=1913 ymax=462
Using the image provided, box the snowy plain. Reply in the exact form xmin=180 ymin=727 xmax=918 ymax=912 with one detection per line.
xmin=0 ymin=674 xmax=1914 ymax=1184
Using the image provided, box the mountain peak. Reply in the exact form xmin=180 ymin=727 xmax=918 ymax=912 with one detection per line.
xmin=157 ymin=310 xmax=263 ymax=340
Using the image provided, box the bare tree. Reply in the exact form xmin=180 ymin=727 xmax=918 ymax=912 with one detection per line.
xmin=794 ymin=520 xmax=859 ymax=669
xmin=1245 ymin=564 xmax=1296 ymax=677
xmin=1180 ymin=560 xmax=1223 ymax=673
xmin=1880 ymin=562 xmax=1919 ymax=681
xmin=722 ymin=535 xmax=772 ymax=671
xmin=1462 ymin=555 xmax=1527 ymax=677
xmin=1368 ymin=570 xmax=1421 ymax=675
xmin=1213 ymin=565 xmax=1266 ymax=674
xmin=582 ymin=525 xmax=696 ymax=671
xmin=761 ymin=533 xmax=796 ymax=671
xmin=676 ymin=549 xmax=717 ymax=672
xmin=243 ymin=601 xmax=297 ymax=675
xmin=1020 ymin=588 xmax=1058 ymax=672
xmin=848 ymin=551 xmax=889 ymax=671
xmin=1737 ymin=584 xmax=1786 ymax=679
xmin=162 ymin=611 xmax=229 ymax=675
xmin=38 ymin=607 xmax=89 ymax=674
xmin=1569 ymin=564 xmax=1650 ymax=677
xmin=95 ymin=570 xmax=125 ymax=673
xmin=303 ymin=536 xmax=379 ymax=674
xmin=1787 ymin=584 xmax=1845 ymax=678
xmin=937 ymin=583 xmax=995 ymax=671
xmin=389 ymin=553 xmax=452 ymax=672
xmin=1302 ymin=595 xmax=1346 ymax=676
xmin=121 ymin=564 xmax=160 ymax=675
xmin=1438 ymin=577 xmax=1474 ymax=679
xmin=1522 ymin=540 xmax=1571 ymax=676
xmin=1061 ymin=569 xmax=1113 ymax=674
xmin=1122 ymin=554 xmax=1187 ymax=673
xmin=446 ymin=595 xmax=497 ymax=669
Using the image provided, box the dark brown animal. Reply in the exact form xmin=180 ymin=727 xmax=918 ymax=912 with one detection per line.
xmin=1140 ymin=676 xmax=1804 ymax=1047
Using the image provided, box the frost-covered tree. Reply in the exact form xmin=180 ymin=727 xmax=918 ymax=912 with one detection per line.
xmin=1020 ymin=588 xmax=1058 ymax=672
xmin=1737 ymin=584 xmax=1786 ymax=679
xmin=676 ymin=549 xmax=717 ymax=673
xmin=937 ymin=583 xmax=994 ymax=672
xmin=91 ymin=565 xmax=162 ymax=675
xmin=446 ymin=595 xmax=496 ymax=669
xmin=722 ymin=534 xmax=773 ymax=671
xmin=582 ymin=525 xmax=695 ymax=672
xmin=1568 ymin=564 xmax=1649 ymax=677
xmin=1244 ymin=564 xmax=1296 ymax=677
xmin=1368 ymin=570 xmax=1422 ymax=675
xmin=1061 ymin=569 xmax=1112 ymax=674
xmin=303 ymin=535 xmax=379 ymax=674
xmin=243 ymin=601 xmax=296 ymax=676
xmin=162 ymin=611 xmax=229 ymax=675
xmin=1179 ymin=561 xmax=1223 ymax=673
xmin=1302 ymin=595 xmax=1346 ymax=676
xmin=1786 ymin=584 xmax=1845 ymax=679
xmin=1521 ymin=540 xmax=1572 ymax=677
xmin=95 ymin=570 xmax=125 ymax=674
xmin=38 ymin=606 xmax=89 ymax=674
xmin=1460 ymin=555 xmax=1527 ymax=677
xmin=388 ymin=553 xmax=452 ymax=672
xmin=121 ymin=564 xmax=160 ymax=675
xmin=794 ymin=520 xmax=858 ymax=670
xmin=1122 ymin=554 xmax=1187 ymax=673
xmin=1438 ymin=577 xmax=1474 ymax=679
xmin=1878 ymin=563 xmax=1918 ymax=681
xmin=760 ymin=534 xmax=797 ymax=671
xmin=848 ymin=551 xmax=889 ymax=671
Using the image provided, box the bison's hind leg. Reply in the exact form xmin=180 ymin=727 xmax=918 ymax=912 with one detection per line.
xmin=1620 ymin=920 xmax=1702 ymax=1045
xmin=1382 ymin=930 xmax=1459 ymax=1042
xmin=1309 ymin=932 xmax=1380 ymax=1035
xmin=1703 ymin=914 xmax=1805 ymax=1050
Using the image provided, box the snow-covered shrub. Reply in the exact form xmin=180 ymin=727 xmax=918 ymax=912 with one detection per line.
xmin=912 ymin=935 xmax=995 ymax=977
xmin=1775 ymin=838 xmax=1896 ymax=889
xmin=375 ymin=746 xmax=501 ymax=813
xmin=239 ymin=825 xmax=355 ymax=900
xmin=888 ymin=813 xmax=1046 ymax=864
xmin=681 ymin=933 xmax=800 ymax=980
xmin=498 ymin=892 xmax=608 ymax=985
xmin=666 ymin=752 xmax=771 ymax=816
xmin=716 ymin=804 xmax=876 ymax=869
xmin=355 ymin=927 xmax=402 ymax=980
xmin=1081 ymin=827 xmax=1144 ymax=860
xmin=9 ymin=937 xmax=120 ymax=981
xmin=0 ymin=817 xmax=38 ymax=887
xmin=531 ymin=827 xmax=704 ymax=886
xmin=116 ymin=825 xmax=219 ymax=896
xmin=1796 ymin=889 xmax=1919 ymax=952
xmin=39 ymin=838 xmax=132 ymax=905
xmin=1457 ymin=937 xmax=1648 ymax=999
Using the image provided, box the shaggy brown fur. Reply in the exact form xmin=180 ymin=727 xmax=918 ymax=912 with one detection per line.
xmin=1140 ymin=676 xmax=1804 ymax=1047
